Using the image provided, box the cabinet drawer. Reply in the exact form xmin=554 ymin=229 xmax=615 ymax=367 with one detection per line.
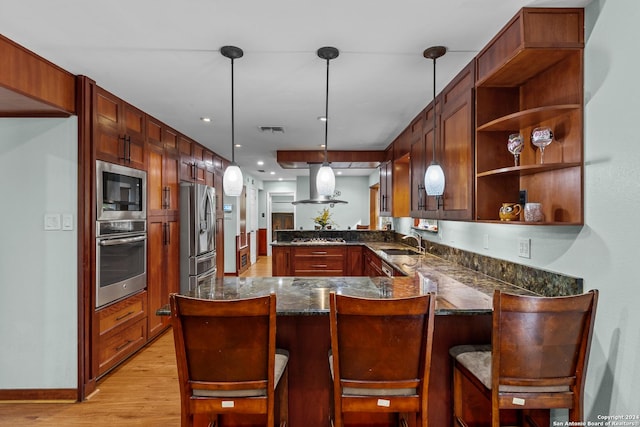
xmin=98 ymin=292 xmax=146 ymax=335
xmin=98 ymin=317 xmax=147 ymax=376
xmin=293 ymin=257 xmax=345 ymax=275
xmin=293 ymin=246 xmax=346 ymax=257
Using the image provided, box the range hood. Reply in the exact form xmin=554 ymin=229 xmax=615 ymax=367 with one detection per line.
xmin=292 ymin=163 xmax=347 ymax=205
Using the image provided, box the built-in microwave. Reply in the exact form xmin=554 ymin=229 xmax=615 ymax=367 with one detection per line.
xmin=96 ymin=160 xmax=146 ymax=221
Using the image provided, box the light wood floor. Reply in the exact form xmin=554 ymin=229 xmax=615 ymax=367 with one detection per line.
xmin=0 ymin=256 xmax=271 ymax=426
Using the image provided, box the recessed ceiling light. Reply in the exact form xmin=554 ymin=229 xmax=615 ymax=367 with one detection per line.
xmin=319 ymin=144 xmax=325 ymax=148
xmin=257 ymin=160 xmax=264 ymax=166
xmin=234 ymin=144 xmax=242 ymax=148
xmin=200 ymin=117 xmax=212 ymax=123
xmin=317 ymin=116 xmax=327 ymax=122
xmin=337 ymin=171 xmax=342 ymax=175
xmin=270 ymin=171 xmax=276 ymax=175
xmin=278 ymin=177 xmax=283 ymax=181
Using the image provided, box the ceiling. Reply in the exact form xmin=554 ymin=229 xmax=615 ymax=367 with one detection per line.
xmin=1 ymin=0 xmax=591 ymax=181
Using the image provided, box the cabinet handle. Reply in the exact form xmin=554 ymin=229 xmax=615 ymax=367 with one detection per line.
xmin=311 ymin=251 xmax=327 ymax=255
xmin=164 ymin=222 xmax=170 ymax=245
xmin=118 ymin=135 xmax=127 ymax=161
xmin=162 ymin=187 xmax=170 ymax=209
xmin=126 ymin=135 xmax=131 ymax=162
xmin=115 ymin=311 xmax=135 ymax=321
xmin=311 ymin=264 xmax=327 ymax=268
xmin=115 ymin=339 xmax=134 ymax=352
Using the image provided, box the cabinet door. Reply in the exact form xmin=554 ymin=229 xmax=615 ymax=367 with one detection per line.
xmin=179 ymin=136 xmax=195 ymax=182
xmin=147 ymin=142 xmax=165 ymax=217
xmin=163 ymin=149 xmax=180 ymax=214
xmin=147 ymin=218 xmax=165 ymax=338
xmin=438 ymin=61 xmax=475 ymax=221
xmin=272 ymin=246 xmax=291 ymax=276
xmin=94 ymin=86 xmax=145 ymax=169
xmin=347 ymin=245 xmax=363 ymax=276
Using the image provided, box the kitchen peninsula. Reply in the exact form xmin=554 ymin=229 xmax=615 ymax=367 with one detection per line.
xmin=160 ymin=229 xmax=582 ymax=427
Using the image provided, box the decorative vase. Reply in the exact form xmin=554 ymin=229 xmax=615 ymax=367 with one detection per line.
xmin=524 ymin=203 xmax=544 ymax=222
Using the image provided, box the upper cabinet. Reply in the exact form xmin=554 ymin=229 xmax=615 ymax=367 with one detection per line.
xmin=474 ymin=8 xmax=584 ymax=224
xmin=436 ymin=59 xmax=475 ymax=221
xmin=95 ymin=86 xmax=146 ymax=170
xmin=410 ymin=60 xmax=475 ymax=221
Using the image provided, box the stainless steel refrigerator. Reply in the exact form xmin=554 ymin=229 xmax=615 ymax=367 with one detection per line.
xmin=180 ymin=182 xmax=216 ymax=293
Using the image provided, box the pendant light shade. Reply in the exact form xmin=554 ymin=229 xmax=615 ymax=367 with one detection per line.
xmin=316 ymin=46 xmax=339 ymax=197
xmin=221 ymin=45 xmax=244 ymax=197
xmin=425 ymin=162 xmax=445 ymax=196
xmin=223 ymin=163 xmax=243 ymax=196
xmin=423 ymin=46 xmax=447 ymax=198
xmin=316 ymin=164 xmax=335 ymax=196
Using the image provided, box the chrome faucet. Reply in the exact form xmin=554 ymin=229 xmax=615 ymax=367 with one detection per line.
xmin=402 ymin=232 xmax=424 ymax=253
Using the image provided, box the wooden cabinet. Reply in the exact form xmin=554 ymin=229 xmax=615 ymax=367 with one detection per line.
xmin=146 ymin=215 xmax=179 ymax=339
xmin=146 ymin=117 xmax=181 ymax=339
xmin=292 ymin=246 xmax=346 ymax=276
xmin=347 ymin=245 xmax=363 ymax=276
xmin=179 ymin=135 xmax=206 ymax=183
xmin=474 ymin=8 xmax=584 ymax=224
xmin=363 ymin=247 xmax=383 ymax=277
xmin=95 ymin=292 xmax=147 ymax=376
xmin=410 ymin=58 xmax=475 ymax=222
xmin=147 ymin=119 xmax=180 ymax=217
xmin=272 ymin=246 xmax=292 ymax=276
xmin=438 ymin=59 xmax=475 ymax=221
xmin=95 ymin=86 xmax=146 ymax=170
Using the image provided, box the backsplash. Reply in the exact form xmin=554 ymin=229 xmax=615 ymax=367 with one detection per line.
xmin=273 ymin=229 xmax=583 ymax=296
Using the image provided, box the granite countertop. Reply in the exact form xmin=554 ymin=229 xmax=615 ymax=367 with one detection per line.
xmin=157 ymin=256 xmax=538 ymax=317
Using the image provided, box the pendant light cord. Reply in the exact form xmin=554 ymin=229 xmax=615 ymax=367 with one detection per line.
xmin=432 ymin=56 xmax=437 ymax=163
xmin=324 ymin=57 xmax=330 ymax=165
xmin=231 ymin=57 xmax=236 ymax=164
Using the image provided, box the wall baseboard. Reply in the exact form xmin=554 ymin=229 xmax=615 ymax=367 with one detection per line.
xmin=0 ymin=388 xmax=77 ymax=402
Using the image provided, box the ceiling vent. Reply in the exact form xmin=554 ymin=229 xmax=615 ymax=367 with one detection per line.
xmin=259 ymin=126 xmax=285 ymax=133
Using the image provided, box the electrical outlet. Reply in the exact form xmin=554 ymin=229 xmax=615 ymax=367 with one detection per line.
xmin=62 ymin=214 xmax=73 ymax=230
xmin=519 ymin=190 xmax=528 ymax=206
xmin=518 ymin=238 xmax=531 ymax=258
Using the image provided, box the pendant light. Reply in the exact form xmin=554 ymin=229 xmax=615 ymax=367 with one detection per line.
xmin=221 ymin=45 xmax=244 ymax=197
xmin=423 ymin=46 xmax=447 ymax=203
xmin=316 ymin=46 xmax=339 ymax=197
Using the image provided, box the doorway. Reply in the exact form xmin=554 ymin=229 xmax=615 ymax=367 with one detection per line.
xmin=266 ymin=192 xmax=295 ymax=256
xmin=370 ymin=183 xmax=379 ymax=230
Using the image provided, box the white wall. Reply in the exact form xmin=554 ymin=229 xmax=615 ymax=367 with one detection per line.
xmin=294 ymin=175 xmax=370 ymax=229
xmin=416 ymin=0 xmax=640 ymax=418
xmin=0 ymin=118 xmax=78 ymax=389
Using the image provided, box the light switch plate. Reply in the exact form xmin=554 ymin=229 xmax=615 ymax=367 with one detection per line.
xmin=44 ymin=213 xmax=61 ymax=231
xmin=62 ymin=214 xmax=73 ymax=230
xmin=518 ymin=238 xmax=531 ymax=258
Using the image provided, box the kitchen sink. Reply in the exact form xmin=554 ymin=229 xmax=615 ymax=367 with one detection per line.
xmin=381 ymin=248 xmax=421 ymax=256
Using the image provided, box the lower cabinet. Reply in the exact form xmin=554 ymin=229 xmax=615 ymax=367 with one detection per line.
xmin=347 ymin=245 xmax=363 ymax=276
xmin=272 ymin=246 xmax=291 ymax=276
xmin=292 ymin=246 xmax=346 ymax=276
xmin=147 ymin=214 xmax=179 ymax=339
xmin=95 ymin=291 xmax=147 ymax=377
xmin=364 ymin=247 xmax=383 ymax=277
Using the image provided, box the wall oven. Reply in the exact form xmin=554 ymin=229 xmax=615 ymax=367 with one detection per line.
xmin=96 ymin=220 xmax=147 ymax=308
xmin=96 ymin=160 xmax=146 ymax=221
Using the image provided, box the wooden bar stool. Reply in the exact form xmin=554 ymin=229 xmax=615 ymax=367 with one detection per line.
xmin=170 ymin=293 xmax=288 ymax=427
xmin=328 ymin=292 xmax=436 ymax=427
xmin=450 ymin=289 xmax=598 ymax=427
